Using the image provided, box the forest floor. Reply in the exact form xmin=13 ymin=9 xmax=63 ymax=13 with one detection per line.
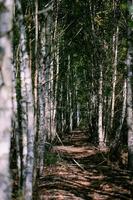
xmin=37 ymin=131 xmax=133 ymax=200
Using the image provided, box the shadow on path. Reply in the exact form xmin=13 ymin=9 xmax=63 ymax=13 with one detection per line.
xmin=38 ymin=131 xmax=133 ymax=200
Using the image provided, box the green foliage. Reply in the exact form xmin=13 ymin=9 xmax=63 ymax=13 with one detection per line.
xmin=0 ymin=3 xmax=7 ymax=12
xmin=44 ymin=151 xmax=60 ymax=166
xmin=104 ymin=86 xmax=112 ymax=97
xmin=128 ymin=20 xmax=133 ymax=28
xmin=129 ymin=5 xmax=133 ymax=15
xmin=121 ymin=3 xmax=127 ymax=10
xmin=12 ymin=189 xmax=23 ymax=200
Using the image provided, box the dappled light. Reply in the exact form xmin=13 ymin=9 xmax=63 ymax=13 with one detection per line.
xmin=38 ymin=130 xmax=133 ymax=200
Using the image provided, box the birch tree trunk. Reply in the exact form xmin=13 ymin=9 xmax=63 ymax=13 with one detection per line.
xmin=34 ymin=0 xmax=38 ymax=114
xmin=38 ymin=66 xmax=45 ymax=175
xmin=44 ymin=12 xmax=53 ymax=139
xmin=38 ymin=22 xmax=46 ymax=173
xmin=98 ymin=65 xmax=105 ymax=147
xmin=126 ymin=0 xmax=133 ymax=170
xmin=53 ymin=0 xmax=59 ymax=135
xmin=0 ymin=0 xmax=13 ymax=199
xmin=111 ymin=26 xmax=119 ymax=129
xmin=50 ymin=8 xmax=55 ymax=137
xmin=11 ymin=61 xmax=21 ymax=194
xmin=37 ymin=1 xmax=53 ymax=174
xmin=67 ymin=54 xmax=73 ymax=132
xmin=110 ymin=80 xmax=127 ymax=151
xmin=16 ymin=0 xmax=35 ymax=198
xmin=127 ymin=0 xmax=133 ymax=170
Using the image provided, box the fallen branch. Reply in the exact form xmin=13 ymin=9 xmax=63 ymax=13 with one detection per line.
xmin=72 ymin=159 xmax=84 ymax=171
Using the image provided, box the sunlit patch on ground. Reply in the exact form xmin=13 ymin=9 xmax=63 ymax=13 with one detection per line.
xmin=38 ymin=131 xmax=133 ymax=200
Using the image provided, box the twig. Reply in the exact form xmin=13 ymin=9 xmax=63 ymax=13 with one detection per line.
xmin=72 ymin=159 xmax=84 ymax=171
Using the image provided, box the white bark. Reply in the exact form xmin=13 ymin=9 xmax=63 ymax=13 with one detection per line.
xmin=127 ymin=0 xmax=133 ymax=170
xmin=52 ymin=21 xmax=59 ymax=137
xmin=52 ymin=0 xmax=59 ymax=137
xmin=12 ymin=61 xmax=21 ymax=184
xmin=50 ymin=24 xmax=56 ymax=140
xmin=127 ymin=48 xmax=133 ymax=169
xmin=68 ymin=56 xmax=73 ymax=131
xmin=38 ymin=67 xmax=45 ymax=175
xmin=98 ymin=65 xmax=105 ymax=147
xmin=34 ymin=0 xmax=46 ymax=177
xmin=38 ymin=25 xmax=46 ymax=172
xmin=0 ymin=0 xmax=13 ymax=199
xmin=16 ymin=0 xmax=28 ymax=184
xmin=111 ymin=80 xmax=127 ymax=148
xmin=34 ymin=0 xmax=38 ymax=111
xmin=77 ymin=103 xmax=80 ymax=127
xmin=111 ymin=26 xmax=119 ymax=128
xmin=16 ymin=0 xmax=35 ymax=198
xmin=45 ymin=13 xmax=53 ymax=139
xmin=119 ymin=80 xmax=127 ymax=134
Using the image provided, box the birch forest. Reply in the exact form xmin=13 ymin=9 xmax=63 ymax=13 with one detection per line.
xmin=0 ymin=0 xmax=133 ymax=199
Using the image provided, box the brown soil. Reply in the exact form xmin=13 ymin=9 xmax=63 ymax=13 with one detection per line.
xmin=37 ymin=131 xmax=133 ymax=200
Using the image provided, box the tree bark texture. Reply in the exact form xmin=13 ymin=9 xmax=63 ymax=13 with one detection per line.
xmin=0 ymin=0 xmax=13 ymax=199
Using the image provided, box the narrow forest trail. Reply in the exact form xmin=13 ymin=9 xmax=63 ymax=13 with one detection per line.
xmin=38 ymin=131 xmax=133 ymax=200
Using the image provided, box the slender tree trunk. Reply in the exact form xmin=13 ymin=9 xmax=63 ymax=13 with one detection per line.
xmin=111 ymin=26 xmax=119 ymax=129
xmin=50 ymin=7 xmax=56 ymax=139
xmin=127 ymin=9 xmax=133 ymax=170
xmin=0 ymin=0 xmax=13 ymax=199
xmin=11 ymin=60 xmax=21 ymax=194
xmin=33 ymin=0 xmax=40 ymax=182
xmin=37 ymin=5 xmax=52 ymax=174
xmin=53 ymin=2 xmax=59 ymax=135
xmin=16 ymin=0 xmax=35 ymax=198
xmin=98 ymin=65 xmax=105 ymax=147
xmin=127 ymin=0 xmax=133 ymax=170
xmin=110 ymin=80 xmax=127 ymax=150
xmin=67 ymin=54 xmax=73 ymax=131
xmin=37 ymin=18 xmax=47 ymax=174
xmin=34 ymin=0 xmax=38 ymax=113
xmin=38 ymin=64 xmax=45 ymax=175
xmin=44 ymin=13 xmax=53 ymax=139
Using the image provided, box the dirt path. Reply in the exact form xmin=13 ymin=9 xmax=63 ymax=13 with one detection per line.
xmin=38 ymin=131 xmax=133 ymax=200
